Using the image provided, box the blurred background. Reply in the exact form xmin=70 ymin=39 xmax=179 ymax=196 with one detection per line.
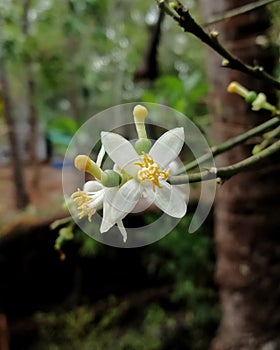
xmin=0 ymin=0 xmax=279 ymax=349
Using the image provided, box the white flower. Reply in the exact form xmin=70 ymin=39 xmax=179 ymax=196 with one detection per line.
xmin=100 ymin=127 xmax=187 ymax=233
xmin=71 ymin=127 xmax=187 ymax=243
xmin=71 ymin=181 xmax=107 ymax=222
xmin=71 ymin=181 xmax=129 ymax=242
xmin=71 ymin=146 xmax=129 ymax=242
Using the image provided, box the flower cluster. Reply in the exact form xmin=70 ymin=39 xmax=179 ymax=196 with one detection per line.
xmin=71 ymin=105 xmax=187 ymax=242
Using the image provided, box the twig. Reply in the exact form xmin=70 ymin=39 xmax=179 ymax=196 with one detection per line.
xmin=156 ymin=0 xmax=280 ymax=90
xmin=175 ymin=114 xmax=280 ymax=174
xmin=157 ymin=0 xmax=180 ymax=20
xmin=252 ymin=124 xmax=280 ymax=153
xmin=204 ymin=0 xmax=279 ymax=26
xmin=170 ymin=139 xmax=280 ymax=184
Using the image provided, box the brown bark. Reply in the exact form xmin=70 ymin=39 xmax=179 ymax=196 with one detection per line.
xmin=0 ymin=37 xmax=29 ymax=209
xmin=134 ymin=9 xmax=164 ymax=82
xmin=199 ymin=1 xmax=280 ymax=349
xmin=26 ymin=72 xmax=40 ymax=187
xmin=66 ymin=0 xmax=80 ymax=122
xmin=0 ymin=314 xmax=9 ymax=350
xmin=22 ymin=0 xmax=40 ymax=187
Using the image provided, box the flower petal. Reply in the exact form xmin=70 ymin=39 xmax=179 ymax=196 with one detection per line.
xmin=101 ymin=131 xmax=139 ymax=176
xmin=117 ymin=220 xmax=127 ymax=242
xmin=100 ymin=179 xmax=141 ymax=232
xmin=149 ymin=127 xmax=184 ymax=167
xmin=111 ymin=179 xmax=141 ymax=214
xmin=83 ymin=180 xmax=103 ymax=192
xmin=154 ymin=181 xmax=187 ymax=218
xmin=89 ymin=189 xmax=105 ymax=210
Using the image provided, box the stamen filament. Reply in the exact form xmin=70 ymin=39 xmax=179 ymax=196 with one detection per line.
xmin=71 ymin=188 xmax=96 ymax=222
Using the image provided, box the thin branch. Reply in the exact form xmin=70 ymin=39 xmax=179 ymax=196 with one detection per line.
xmin=204 ymin=0 xmax=279 ymax=26
xmin=156 ymin=0 xmax=280 ymax=90
xmin=157 ymin=0 xmax=180 ymax=20
xmin=252 ymin=124 xmax=280 ymax=153
xmin=134 ymin=8 xmax=165 ymax=81
xmin=175 ymin=114 xmax=280 ymax=174
xmin=170 ymin=139 xmax=280 ymax=184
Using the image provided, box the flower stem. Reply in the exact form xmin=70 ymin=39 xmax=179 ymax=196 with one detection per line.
xmin=170 ymin=139 xmax=280 ymax=184
xmin=252 ymin=125 xmax=280 ymax=154
xmin=175 ymin=115 xmax=280 ymax=174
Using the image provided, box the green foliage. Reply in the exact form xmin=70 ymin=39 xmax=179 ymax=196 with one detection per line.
xmin=36 ymin=212 xmax=218 ymax=350
xmin=142 ymin=73 xmax=208 ymax=117
xmin=144 ymin=214 xmax=219 ymax=350
xmin=76 ymin=226 xmax=104 ymax=257
xmin=47 ymin=117 xmax=79 ymax=152
xmin=34 ymin=306 xmax=96 ymax=350
xmin=34 ymin=304 xmax=162 ymax=350
xmin=1 ymin=0 xmax=209 ymax=124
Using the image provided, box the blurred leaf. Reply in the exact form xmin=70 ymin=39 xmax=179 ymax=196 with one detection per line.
xmin=47 ymin=117 xmax=78 ymax=135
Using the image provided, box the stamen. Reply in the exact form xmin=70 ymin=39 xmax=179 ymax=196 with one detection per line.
xmin=71 ymin=188 xmax=96 ymax=221
xmin=134 ymin=153 xmax=169 ymax=190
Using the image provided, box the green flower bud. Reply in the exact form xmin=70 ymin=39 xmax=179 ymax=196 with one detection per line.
xmin=252 ymin=144 xmax=261 ymax=155
xmin=59 ymin=227 xmax=74 ymax=240
xmin=222 ymin=59 xmax=230 ymax=66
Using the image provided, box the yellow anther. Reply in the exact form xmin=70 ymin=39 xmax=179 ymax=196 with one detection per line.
xmin=134 ymin=153 xmax=169 ymax=190
xmin=71 ymin=188 xmax=95 ymax=222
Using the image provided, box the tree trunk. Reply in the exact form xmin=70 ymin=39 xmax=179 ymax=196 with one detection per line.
xmin=0 ymin=26 xmax=29 ymax=209
xmin=199 ymin=1 xmax=280 ymax=349
xmin=134 ymin=9 xmax=164 ymax=82
xmin=66 ymin=0 xmax=80 ymax=122
xmin=22 ymin=0 xmax=40 ymax=188
xmin=0 ymin=314 xmax=9 ymax=350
